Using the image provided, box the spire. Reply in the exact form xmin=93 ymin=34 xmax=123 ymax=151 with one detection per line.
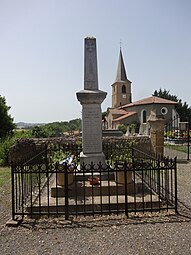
xmin=115 ymin=48 xmax=127 ymax=82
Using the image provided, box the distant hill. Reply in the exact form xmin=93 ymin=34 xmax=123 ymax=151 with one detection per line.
xmin=16 ymin=122 xmax=46 ymax=129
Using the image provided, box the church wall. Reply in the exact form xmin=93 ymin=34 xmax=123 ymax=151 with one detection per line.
xmin=107 ymin=111 xmax=114 ymax=129
xmin=113 ymin=114 xmax=138 ymax=129
xmin=124 ymin=104 xmax=175 ymax=124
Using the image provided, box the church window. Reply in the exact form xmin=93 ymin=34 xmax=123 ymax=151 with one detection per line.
xmin=161 ymin=107 xmax=168 ymax=115
xmin=122 ymin=85 xmax=126 ymax=94
xmin=142 ymin=110 xmax=147 ymax=123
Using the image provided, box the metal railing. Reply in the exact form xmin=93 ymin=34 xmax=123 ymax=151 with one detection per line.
xmin=164 ymin=116 xmax=190 ymax=161
xmin=11 ymin=142 xmax=177 ymax=220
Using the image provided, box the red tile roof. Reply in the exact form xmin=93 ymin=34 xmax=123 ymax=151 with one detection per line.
xmin=113 ymin=111 xmax=137 ymax=122
xmin=109 ymin=108 xmax=127 ymax=115
xmin=119 ymin=96 xmax=177 ymax=109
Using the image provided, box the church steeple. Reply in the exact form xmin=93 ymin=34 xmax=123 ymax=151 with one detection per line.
xmin=115 ymin=49 xmax=127 ymax=82
xmin=111 ymin=48 xmax=132 ymax=108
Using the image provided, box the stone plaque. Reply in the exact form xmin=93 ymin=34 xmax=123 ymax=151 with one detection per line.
xmin=82 ymin=104 xmax=102 ymax=154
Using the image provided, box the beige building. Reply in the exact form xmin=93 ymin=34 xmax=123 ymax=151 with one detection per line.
xmin=107 ymin=49 xmax=178 ymax=130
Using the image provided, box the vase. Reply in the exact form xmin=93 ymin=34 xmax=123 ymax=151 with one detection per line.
xmin=57 ymin=172 xmax=74 ymax=186
xmin=114 ymin=165 xmax=132 ymax=184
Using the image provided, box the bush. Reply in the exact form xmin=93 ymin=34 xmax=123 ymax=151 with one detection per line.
xmin=0 ymin=137 xmax=15 ymax=165
xmin=117 ymin=124 xmax=127 ymax=134
xmin=0 ymin=130 xmax=33 ymax=166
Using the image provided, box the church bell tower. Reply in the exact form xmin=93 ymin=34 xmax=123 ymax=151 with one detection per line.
xmin=112 ymin=49 xmax=132 ymax=108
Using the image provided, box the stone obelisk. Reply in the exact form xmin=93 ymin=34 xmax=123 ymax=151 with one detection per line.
xmin=76 ymin=37 xmax=107 ymax=167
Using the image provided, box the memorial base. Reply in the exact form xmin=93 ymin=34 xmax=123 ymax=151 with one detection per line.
xmin=80 ymin=152 xmax=106 ymax=169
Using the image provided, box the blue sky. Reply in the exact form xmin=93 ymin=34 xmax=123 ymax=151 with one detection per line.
xmin=0 ymin=0 xmax=191 ymax=123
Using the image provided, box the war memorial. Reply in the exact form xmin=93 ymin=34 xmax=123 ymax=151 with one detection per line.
xmin=8 ymin=37 xmax=177 ymax=225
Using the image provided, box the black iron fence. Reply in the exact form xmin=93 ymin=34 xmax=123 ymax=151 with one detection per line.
xmin=164 ymin=116 xmax=190 ymax=161
xmin=11 ymin=142 xmax=177 ymax=220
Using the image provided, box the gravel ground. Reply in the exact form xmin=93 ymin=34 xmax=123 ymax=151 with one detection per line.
xmin=0 ymin=162 xmax=191 ymax=255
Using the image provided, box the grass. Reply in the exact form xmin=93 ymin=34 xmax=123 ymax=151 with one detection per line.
xmin=0 ymin=167 xmax=11 ymax=189
xmin=165 ymin=144 xmax=191 ymax=154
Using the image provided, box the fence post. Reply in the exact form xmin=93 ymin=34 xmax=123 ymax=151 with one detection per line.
xmin=11 ymin=162 xmax=15 ymax=220
xmin=157 ymin=159 xmax=161 ymax=197
xmin=45 ymin=144 xmax=49 ymax=177
xmin=174 ymin=157 xmax=178 ymax=213
xmin=131 ymin=143 xmax=134 ymax=162
xmin=124 ymin=161 xmax=128 ymax=217
xmin=187 ymin=122 xmax=190 ymax=161
xmin=164 ymin=158 xmax=169 ymax=202
xmin=64 ymin=162 xmax=69 ymax=220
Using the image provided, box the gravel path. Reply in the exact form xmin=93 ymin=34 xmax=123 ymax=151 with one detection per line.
xmin=0 ymin=162 xmax=191 ymax=255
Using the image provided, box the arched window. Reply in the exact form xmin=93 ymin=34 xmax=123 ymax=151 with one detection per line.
xmin=142 ymin=110 xmax=147 ymax=123
xmin=122 ymin=85 xmax=126 ymax=94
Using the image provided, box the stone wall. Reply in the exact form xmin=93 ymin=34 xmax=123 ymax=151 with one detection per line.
xmin=9 ymin=138 xmax=49 ymax=163
xmin=103 ymin=136 xmax=153 ymax=155
xmin=9 ymin=139 xmax=37 ymax=163
xmin=9 ymin=136 xmax=153 ymax=163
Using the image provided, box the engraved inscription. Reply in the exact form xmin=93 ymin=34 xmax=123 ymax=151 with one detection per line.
xmin=82 ymin=105 xmax=102 ymax=153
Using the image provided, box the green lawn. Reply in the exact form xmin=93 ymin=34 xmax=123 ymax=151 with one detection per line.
xmin=165 ymin=144 xmax=191 ymax=154
xmin=0 ymin=167 xmax=11 ymax=189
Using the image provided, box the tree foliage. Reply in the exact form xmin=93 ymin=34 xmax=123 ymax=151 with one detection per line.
xmin=0 ymin=95 xmax=15 ymax=139
xmin=0 ymin=129 xmax=32 ymax=165
xmin=117 ymin=124 xmax=127 ymax=134
xmin=32 ymin=119 xmax=82 ymax=138
xmin=153 ymin=89 xmax=191 ymax=123
xmin=0 ymin=119 xmax=82 ymax=165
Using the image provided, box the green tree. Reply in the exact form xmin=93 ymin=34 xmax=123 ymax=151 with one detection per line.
xmin=69 ymin=119 xmax=81 ymax=131
xmin=31 ymin=119 xmax=82 ymax=138
xmin=118 ymin=124 xmax=127 ymax=134
xmin=32 ymin=126 xmax=48 ymax=138
xmin=153 ymin=89 xmax=191 ymax=123
xmin=0 ymin=95 xmax=15 ymax=139
xmin=102 ymin=111 xmax=107 ymax=119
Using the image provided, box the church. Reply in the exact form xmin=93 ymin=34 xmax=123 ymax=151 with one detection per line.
xmin=106 ymin=48 xmax=178 ymax=130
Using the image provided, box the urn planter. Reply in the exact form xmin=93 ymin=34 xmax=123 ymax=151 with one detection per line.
xmin=114 ymin=165 xmax=132 ymax=185
xmin=57 ymin=172 xmax=74 ymax=186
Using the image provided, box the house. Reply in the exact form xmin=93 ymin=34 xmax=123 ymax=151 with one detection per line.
xmin=106 ymin=48 xmax=178 ymax=130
